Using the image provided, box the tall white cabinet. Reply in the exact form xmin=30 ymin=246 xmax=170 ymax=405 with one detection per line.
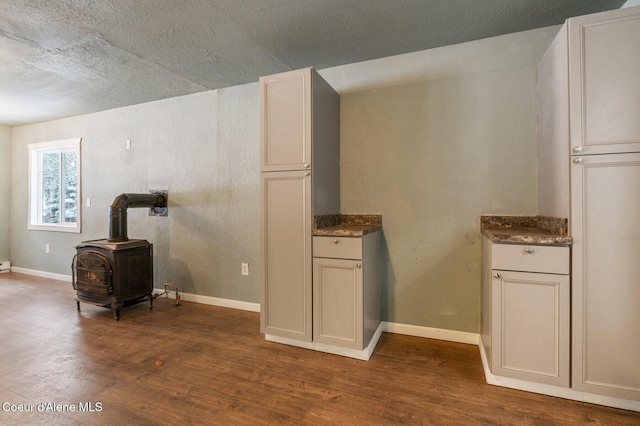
xmin=259 ymin=68 xmax=340 ymax=342
xmin=537 ymin=5 xmax=640 ymax=408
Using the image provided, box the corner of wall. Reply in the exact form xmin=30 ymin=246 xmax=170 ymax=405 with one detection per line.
xmin=0 ymin=124 xmax=12 ymax=262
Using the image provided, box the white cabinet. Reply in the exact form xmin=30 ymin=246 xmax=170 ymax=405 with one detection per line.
xmin=259 ymin=67 xmax=341 ymax=207
xmin=259 ymin=68 xmax=382 ymax=360
xmin=491 ymin=270 xmax=570 ymax=387
xmin=537 ymin=6 xmax=640 ymax=219
xmin=313 ymin=258 xmax=363 ymax=348
xmin=259 ymin=68 xmax=340 ymax=343
xmin=312 ymin=234 xmax=381 ymax=353
xmin=568 ymin=8 xmax=640 ymax=404
xmin=537 ymin=5 xmax=640 ymax=407
xmin=570 ymin=152 xmax=640 ymax=401
xmin=567 ymin=8 xmax=640 ymax=155
xmin=260 ymin=171 xmax=312 ymax=341
xmin=482 ymin=237 xmax=570 ymax=387
xmin=260 ymin=69 xmax=311 ymax=172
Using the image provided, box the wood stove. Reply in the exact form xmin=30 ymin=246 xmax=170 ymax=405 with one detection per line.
xmin=72 ymin=192 xmax=167 ymax=320
xmin=72 ymin=239 xmax=154 ymax=320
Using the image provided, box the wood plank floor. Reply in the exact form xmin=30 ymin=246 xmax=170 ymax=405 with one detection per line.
xmin=1 ymin=272 xmax=638 ymax=425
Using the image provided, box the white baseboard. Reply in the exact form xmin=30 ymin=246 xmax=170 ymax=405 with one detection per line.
xmin=10 ymin=267 xmax=72 ymax=282
xmin=478 ymin=337 xmax=640 ymax=412
xmin=382 ymin=321 xmax=479 ymax=345
xmin=13 ymin=268 xmax=478 ymax=344
xmin=266 ymin=322 xmax=383 ymax=361
xmin=10 ymin=267 xmax=260 ymax=312
xmin=13 ymin=267 xmax=475 ymax=345
xmin=153 ymin=288 xmax=261 ymax=313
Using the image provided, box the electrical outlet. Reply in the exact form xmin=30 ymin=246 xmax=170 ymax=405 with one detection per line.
xmin=86 ymin=197 xmax=91 ymax=207
xmin=241 ymin=263 xmax=249 ymax=276
xmin=45 ymin=244 xmax=50 ymax=254
xmin=125 ymin=139 xmax=131 ymax=149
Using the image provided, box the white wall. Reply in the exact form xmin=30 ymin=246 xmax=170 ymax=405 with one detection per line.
xmin=9 ymin=25 xmax=558 ymax=332
xmin=0 ymin=125 xmax=10 ymax=261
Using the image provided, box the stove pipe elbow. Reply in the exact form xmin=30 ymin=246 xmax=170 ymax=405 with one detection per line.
xmin=108 ymin=192 xmax=167 ymax=242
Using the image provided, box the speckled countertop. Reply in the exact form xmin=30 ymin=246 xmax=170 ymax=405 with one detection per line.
xmin=312 ymin=214 xmax=381 ymax=237
xmin=481 ymin=215 xmax=572 ymax=247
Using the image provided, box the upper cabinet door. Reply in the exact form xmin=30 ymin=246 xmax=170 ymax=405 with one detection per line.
xmin=260 ymin=68 xmax=312 ymax=172
xmin=569 ymin=7 xmax=640 ymax=155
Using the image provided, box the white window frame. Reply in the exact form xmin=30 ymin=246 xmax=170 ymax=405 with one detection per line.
xmin=28 ymin=138 xmax=82 ymax=233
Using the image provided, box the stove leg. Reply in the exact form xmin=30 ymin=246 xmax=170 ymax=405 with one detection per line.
xmin=111 ymin=302 xmax=123 ymax=321
xmin=148 ymin=293 xmax=154 ymax=310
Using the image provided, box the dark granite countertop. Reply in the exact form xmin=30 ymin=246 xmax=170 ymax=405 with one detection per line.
xmin=481 ymin=215 xmax=572 ymax=247
xmin=312 ymin=214 xmax=381 ymax=237
xmin=313 ymin=224 xmax=381 ymax=237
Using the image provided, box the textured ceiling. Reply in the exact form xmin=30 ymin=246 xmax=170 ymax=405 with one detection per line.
xmin=0 ymin=0 xmax=627 ymax=126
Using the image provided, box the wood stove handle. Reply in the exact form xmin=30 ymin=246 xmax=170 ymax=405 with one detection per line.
xmin=71 ymin=253 xmax=78 ymax=290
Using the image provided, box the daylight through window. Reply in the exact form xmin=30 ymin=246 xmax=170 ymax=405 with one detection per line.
xmin=28 ymin=138 xmax=81 ymax=233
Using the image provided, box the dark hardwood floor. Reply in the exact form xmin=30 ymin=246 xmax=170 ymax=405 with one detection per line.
xmin=1 ymin=272 xmax=638 ymax=425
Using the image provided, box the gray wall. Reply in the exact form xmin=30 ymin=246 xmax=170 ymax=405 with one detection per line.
xmin=326 ymin=27 xmax=556 ymax=332
xmin=9 ymin=26 xmax=558 ymax=332
xmin=11 ymin=88 xmax=261 ymax=303
xmin=0 ymin=125 xmax=10 ymax=261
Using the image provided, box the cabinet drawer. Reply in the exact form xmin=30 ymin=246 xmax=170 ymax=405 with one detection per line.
xmin=492 ymin=244 xmax=569 ymax=275
xmin=313 ymin=236 xmax=362 ymax=260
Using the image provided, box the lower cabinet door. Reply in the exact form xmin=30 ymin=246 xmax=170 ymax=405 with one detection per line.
xmin=313 ymin=258 xmax=363 ymax=349
xmin=491 ymin=270 xmax=570 ymax=387
xmin=261 ymin=171 xmax=312 ymax=341
xmin=571 ymin=152 xmax=640 ymax=401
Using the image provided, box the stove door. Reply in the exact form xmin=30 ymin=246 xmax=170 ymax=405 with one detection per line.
xmin=72 ymin=251 xmax=113 ymax=296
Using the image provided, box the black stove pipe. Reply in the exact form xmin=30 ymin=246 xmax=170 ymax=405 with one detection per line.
xmin=108 ymin=193 xmax=167 ymax=242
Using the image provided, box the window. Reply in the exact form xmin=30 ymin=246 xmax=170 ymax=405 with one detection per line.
xmin=28 ymin=138 xmax=81 ymax=233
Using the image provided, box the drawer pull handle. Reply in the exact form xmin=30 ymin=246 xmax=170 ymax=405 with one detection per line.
xmin=525 ymin=248 xmax=535 ymax=254
xmin=494 ymin=273 xmax=500 ymax=279
xmin=333 ymin=239 xmax=339 ymax=244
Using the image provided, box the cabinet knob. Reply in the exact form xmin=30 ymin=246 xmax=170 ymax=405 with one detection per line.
xmin=573 ymin=157 xmax=584 ymax=164
xmin=333 ymin=239 xmax=339 ymax=244
xmin=305 ymin=172 xmax=310 ymax=177
xmin=525 ymin=248 xmax=535 ymax=254
xmin=572 ymin=146 xmax=584 ymax=153
xmin=304 ymin=163 xmax=310 ymax=169
xmin=494 ymin=273 xmax=501 ymax=279
xmin=356 ymin=263 xmax=362 ymax=269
